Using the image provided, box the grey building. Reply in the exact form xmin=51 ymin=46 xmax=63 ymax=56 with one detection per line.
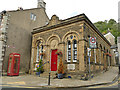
xmin=0 ymin=0 xmax=49 ymax=74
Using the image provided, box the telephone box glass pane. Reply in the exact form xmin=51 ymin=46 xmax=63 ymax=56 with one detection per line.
xmin=14 ymin=57 xmax=19 ymax=73
xmin=8 ymin=57 xmax=12 ymax=73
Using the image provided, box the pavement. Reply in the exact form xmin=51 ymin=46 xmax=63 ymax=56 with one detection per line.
xmin=1 ymin=66 xmax=119 ymax=88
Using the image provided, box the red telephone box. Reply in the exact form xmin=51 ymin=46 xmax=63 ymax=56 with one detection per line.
xmin=7 ymin=53 xmax=20 ymax=76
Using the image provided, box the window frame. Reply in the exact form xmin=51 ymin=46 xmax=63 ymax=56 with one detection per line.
xmin=67 ymin=40 xmax=71 ymax=62
xmin=30 ymin=13 xmax=36 ymax=21
xmin=73 ymin=39 xmax=77 ymax=62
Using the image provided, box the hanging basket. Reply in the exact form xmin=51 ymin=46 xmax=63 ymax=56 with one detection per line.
xmin=39 ymin=53 xmax=45 ymax=56
xmin=56 ymin=51 xmax=62 ymax=57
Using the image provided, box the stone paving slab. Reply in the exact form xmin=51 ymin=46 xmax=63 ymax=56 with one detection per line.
xmin=1 ymin=67 xmax=119 ymax=88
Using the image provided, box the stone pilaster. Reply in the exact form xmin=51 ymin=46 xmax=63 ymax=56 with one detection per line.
xmin=30 ymin=36 xmax=35 ymax=74
xmin=98 ymin=48 xmax=101 ymax=70
xmin=45 ymin=45 xmax=50 ymax=72
xmin=104 ymin=53 xmax=107 ymax=70
xmin=78 ymin=40 xmax=85 ymax=71
xmin=101 ymin=50 xmax=104 ymax=70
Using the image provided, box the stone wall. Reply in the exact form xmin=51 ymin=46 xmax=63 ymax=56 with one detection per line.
xmin=31 ymin=14 xmax=112 ymax=77
xmin=118 ymin=37 xmax=120 ymax=64
xmin=2 ymin=8 xmax=49 ymax=73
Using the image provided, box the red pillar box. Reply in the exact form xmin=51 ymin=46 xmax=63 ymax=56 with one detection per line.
xmin=7 ymin=53 xmax=20 ymax=76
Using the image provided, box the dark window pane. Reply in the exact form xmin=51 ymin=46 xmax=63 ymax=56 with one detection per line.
xmin=41 ymin=45 xmax=43 ymax=49
xmin=67 ymin=41 xmax=71 ymax=61
xmin=70 ymin=35 xmax=73 ymax=39
xmin=74 ymin=50 xmax=77 ymax=54
xmin=73 ymin=40 xmax=77 ymax=49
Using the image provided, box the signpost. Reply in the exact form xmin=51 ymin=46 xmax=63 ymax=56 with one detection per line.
xmin=88 ymin=37 xmax=96 ymax=79
xmin=87 ymin=48 xmax=91 ymax=78
xmin=89 ymin=37 xmax=96 ymax=49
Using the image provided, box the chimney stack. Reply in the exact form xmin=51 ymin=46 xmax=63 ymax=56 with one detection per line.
xmin=37 ymin=0 xmax=46 ymax=9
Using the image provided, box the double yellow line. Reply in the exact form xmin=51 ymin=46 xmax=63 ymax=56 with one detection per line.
xmin=88 ymin=79 xmax=120 ymax=88
xmin=0 ymin=85 xmax=41 ymax=89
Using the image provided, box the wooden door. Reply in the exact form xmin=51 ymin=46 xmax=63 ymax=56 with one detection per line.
xmin=51 ymin=49 xmax=58 ymax=71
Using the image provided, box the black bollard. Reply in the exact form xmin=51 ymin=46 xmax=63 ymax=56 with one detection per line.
xmin=48 ymin=72 xmax=50 ymax=85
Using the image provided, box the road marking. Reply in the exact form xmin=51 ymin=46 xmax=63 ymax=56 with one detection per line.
xmin=7 ymin=81 xmax=26 ymax=85
xmin=88 ymin=77 xmax=120 ymax=88
xmin=0 ymin=85 xmax=41 ymax=89
xmin=88 ymin=81 xmax=118 ymax=88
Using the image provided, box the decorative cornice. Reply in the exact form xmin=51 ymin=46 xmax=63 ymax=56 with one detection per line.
xmin=32 ymin=13 xmax=111 ymax=46
xmin=32 ymin=14 xmax=85 ymax=34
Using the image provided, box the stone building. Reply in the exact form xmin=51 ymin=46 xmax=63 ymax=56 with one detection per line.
xmin=118 ymin=37 xmax=120 ymax=64
xmin=104 ymin=31 xmax=116 ymax=65
xmin=0 ymin=0 xmax=49 ymax=74
xmin=104 ymin=31 xmax=115 ymax=46
xmin=31 ymin=14 xmax=112 ymax=77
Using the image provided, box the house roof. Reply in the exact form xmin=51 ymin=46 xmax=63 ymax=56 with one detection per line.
xmin=0 ymin=7 xmax=44 ymax=14
xmin=104 ymin=32 xmax=115 ymax=38
xmin=32 ymin=13 xmax=111 ymax=46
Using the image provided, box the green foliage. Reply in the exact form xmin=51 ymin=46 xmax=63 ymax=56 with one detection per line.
xmin=94 ymin=19 xmax=119 ymax=44
xmin=37 ymin=59 xmax=44 ymax=73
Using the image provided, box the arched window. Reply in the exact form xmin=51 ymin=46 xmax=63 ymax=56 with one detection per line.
xmin=67 ymin=40 xmax=71 ymax=62
xmin=40 ymin=45 xmax=43 ymax=60
xmin=73 ymin=40 xmax=77 ymax=62
xmin=66 ymin=35 xmax=78 ymax=62
xmin=36 ymin=42 xmax=40 ymax=62
xmin=36 ymin=41 xmax=43 ymax=62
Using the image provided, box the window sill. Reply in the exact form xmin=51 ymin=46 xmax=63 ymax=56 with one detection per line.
xmin=64 ymin=60 xmax=79 ymax=64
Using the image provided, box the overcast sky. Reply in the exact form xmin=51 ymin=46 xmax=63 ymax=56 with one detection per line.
xmin=0 ymin=0 xmax=119 ymax=23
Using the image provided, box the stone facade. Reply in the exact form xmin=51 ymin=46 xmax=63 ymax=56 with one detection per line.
xmin=117 ymin=37 xmax=120 ymax=64
xmin=31 ymin=14 xmax=112 ymax=77
xmin=0 ymin=2 xmax=49 ymax=74
xmin=104 ymin=32 xmax=116 ymax=65
xmin=104 ymin=32 xmax=115 ymax=46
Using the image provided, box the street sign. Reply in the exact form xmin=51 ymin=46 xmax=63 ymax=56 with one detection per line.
xmin=87 ymin=48 xmax=91 ymax=56
xmin=89 ymin=37 xmax=96 ymax=49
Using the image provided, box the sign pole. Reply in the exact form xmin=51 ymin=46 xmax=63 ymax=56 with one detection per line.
xmin=88 ymin=49 xmax=91 ymax=80
xmin=88 ymin=37 xmax=96 ymax=80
